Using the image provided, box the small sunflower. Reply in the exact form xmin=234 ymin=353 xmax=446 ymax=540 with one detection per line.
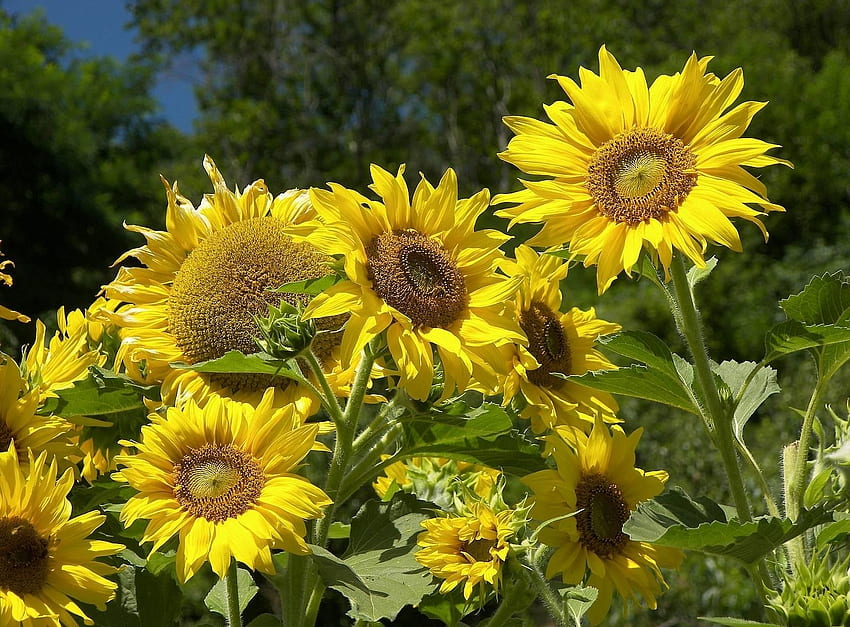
xmin=114 ymin=389 xmax=331 ymax=582
xmin=373 ymin=456 xmax=500 ymax=505
xmin=495 ymin=46 xmax=790 ymax=293
xmin=416 ymin=502 xmax=516 ymax=600
xmin=0 ymin=446 xmax=122 ymax=627
xmin=0 ymin=246 xmax=29 ymax=324
xmin=22 ymin=307 xmax=106 ymax=403
xmin=291 ymin=165 xmax=525 ymax=400
xmin=0 ymin=356 xmax=78 ymax=469
xmin=523 ymin=418 xmax=683 ymax=625
xmin=102 ymin=156 xmax=341 ymax=410
xmin=494 ymin=245 xmax=620 ymax=433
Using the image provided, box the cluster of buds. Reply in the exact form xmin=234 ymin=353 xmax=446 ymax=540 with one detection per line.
xmin=253 ymin=301 xmax=316 ymax=360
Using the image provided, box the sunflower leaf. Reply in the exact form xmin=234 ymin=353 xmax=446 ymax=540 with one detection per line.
xmin=94 ymin=557 xmax=183 ymax=627
xmin=562 ymin=331 xmax=699 ymax=415
xmin=763 ymin=320 xmax=850 ymax=363
xmin=39 ymin=366 xmax=157 ymax=418
xmin=624 ymin=488 xmax=831 ymax=564
xmin=687 ymin=256 xmax=718 ymax=288
xmin=172 ymin=349 xmax=308 ymax=383
xmin=697 ymin=618 xmax=776 ymax=626
xmin=268 ymin=273 xmax=341 ymax=295
xmin=312 ymin=494 xmax=433 ymax=623
xmin=780 ymin=271 xmax=850 ymax=324
xmin=711 ymin=360 xmax=780 ymax=439
xmin=399 ymin=402 xmax=546 ymax=475
xmin=560 ymin=585 xmax=599 ymax=627
xmin=204 ymin=566 xmax=258 ymax=617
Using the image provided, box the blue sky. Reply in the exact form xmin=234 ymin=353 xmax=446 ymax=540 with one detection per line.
xmin=5 ymin=0 xmax=198 ymax=132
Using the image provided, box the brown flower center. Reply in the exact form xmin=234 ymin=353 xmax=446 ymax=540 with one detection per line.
xmin=168 ymin=216 xmax=336 ymax=392
xmin=519 ymin=301 xmax=571 ymax=388
xmin=366 ymin=229 xmax=468 ymax=328
xmin=172 ymin=443 xmax=265 ymax=522
xmin=574 ymin=473 xmax=630 ymax=558
xmin=0 ymin=517 xmax=50 ymax=595
xmin=460 ymin=537 xmax=497 ymax=563
xmin=587 ymin=127 xmax=697 ymax=225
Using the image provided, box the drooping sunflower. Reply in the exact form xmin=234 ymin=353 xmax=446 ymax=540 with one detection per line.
xmin=523 ymin=418 xmax=683 ymax=625
xmin=291 ymin=165 xmax=525 ymax=400
xmin=495 ymin=46 xmax=790 ymax=293
xmin=416 ymin=502 xmax=516 ymax=601
xmin=0 ymin=446 xmax=123 ymax=627
xmin=0 ymin=356 xmax=79 ymax=469
xmin=0 ymin=245 xmax=29 ymax=324
xmin=114 ymin=389 xmax=331 ymax=582
xmin=486 ymin=245 xmax=621 ymax=433
xmin=101 ymin=156 xmax=342 ymax=410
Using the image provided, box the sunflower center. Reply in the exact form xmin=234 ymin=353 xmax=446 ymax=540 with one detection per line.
xmin=0 ymin=517 xmax=50 ymax=595
xmin=587 ymin=127 xmax=697 ymax=225
xmin=575 ymin=473 xmax=630 ymax=558
xmin=173 ymin=443 xmax=265 ymax=522
xmin=366 ymin=229 xmax=468 ymax=328
xmin=168 ymin=216 xmax=333 ymax=393
xmin=519 ymin=301 xmax=571 ymax=388
xmin=461 ymin=537 xmax=496 ymax=563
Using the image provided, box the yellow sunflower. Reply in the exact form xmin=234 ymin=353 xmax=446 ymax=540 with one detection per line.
xmin=491 ymin=245 xmax=620 ymax=433
xmin=372 ymin=456 xmax=500 ymax=505
xmin=22 ymin=307 xmax=106 ymax=404
xmin=101 ymin=156 xmax=341 ymax=410
xmin=0 ymin=446 xmax=122 ymax=627
xmin=495 ymin=46 xmax=790 ymax=293
xmin=291 ymin=165 xmax=525 ymax=400
xmin=0 ymin=356 xmax=79 ymax=469
xmin=523 ymin=417 xmax=683 ymax=625
xmin=114 ymin=389 xmax=331 ymax=583
xmin=0 ymin=246 xmax=29 ymax=324
xmin=416 ymin=502 xmax=516 ymax=600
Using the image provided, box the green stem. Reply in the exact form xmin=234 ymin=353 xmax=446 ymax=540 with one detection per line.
xmin=302 ymin=350 xmax=345 ymax=425
xmin=339 ymin=423 xmax=404 ymax=503
xmin=669 ymin=255 xmax=754 ymax=523
xmin=736 ymin=440 xmax=781 ymax=518
xmin=789 ymin=378 xmax=827 ymax=519
xmin=225 ymin=559 xmax=242 ymax=627
xmin=529 ymin=547 xmax=566 ymax=626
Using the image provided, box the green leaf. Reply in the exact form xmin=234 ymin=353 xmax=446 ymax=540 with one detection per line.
xmin=763 ymin=320 xmax=850 ymax=363
xmin=247 ymin=615 xmax=284 ymax=627
xmin=817 ymin=308 xmax=850 ymax=381
xmin=780 ymin=272 xmax=850 ymax=325
xmin=560 ymin=585 xmax=598 ymax=627
xmin=625 ymin=489 xmax=831 ymax=564
xmin=312 ymin=493 xmax=433 ymax=623
xmin=172 ymin=349 xmax=306 ymax=382
xmin=329 ymin=522 xmax=351 ymax=539
xmin=687 ymin=256 xmax=718 ymax=288
xmin=565 ymin=331 xmax=699 ymax=415
xmin=269 ymin=274 xmax=341 ymax=295
xmin=711 ymin=360 xmax=780 ymax=439
xmin=816 ymin=515 xmax=850 ymax=549
xmin=398 ymin=401 xmax=545 ymax=475
xmin=204 ymin=567 xmax=258 ymax=617
xmin=94 ymin=560 xmax=183 ymax=627
xmin=39 ymin=367 xmax=157 ymax=418
xmin=418 ymin=588 xmax=473 ymax=626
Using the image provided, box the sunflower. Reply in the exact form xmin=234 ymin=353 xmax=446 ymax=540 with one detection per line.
xmin=492 ymin=245 xmax=621 ymax=433
xmin=523 ymin=417 xmax=683 ymax=625
xmin=373 ymin=456 xmax=500 ymax=506
xmin=0 ymin=446 xmax=122 ymax=626
xmin=114 ymin=389 xmax=331 ymax=582
xmin=291 ymin=165 xmax=525 ymax=400
xmin=101 ymin=156 xmax=341 ymax=410
xmin=0 ymin=356 xmax=79 ymax=469
xmin=495 ymin=46 xmax=790 ymax=293
xmin=0 ymin=246 xmax=29 ymax=324
xmin=23 ymin=307 xmax=106 ymax=404
xmin=416 ymin=502 xmax=516 ymax=600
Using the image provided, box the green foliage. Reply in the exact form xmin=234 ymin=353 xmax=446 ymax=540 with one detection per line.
xmin=310 ymin=494 xmax=433 ymax=623
xmin=204 ymin=567 xmax=258 ymax=618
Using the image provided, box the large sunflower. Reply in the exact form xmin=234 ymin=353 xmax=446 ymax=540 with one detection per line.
xmin=0 ymin=356 xmax=78 ymax=469
xmin=416 ymin=502 xmax=516 ymax=601
xmin=495 ymin=46 xmax=790 ymax=293
xmin=491 ymin=245 xmax=620 ymax=433
xmin=291 ymin=165 xmax=524 ymax=400
xmin=102 ymin=156 xmax=340 ymax=410
xmin=114 ymin=389 xmax=331 ymax=582
xmin=523 ymin=418 xmax=683 ymax=625
xmin=0 ymin=446 xmax=122 ymax=626
xmin=0 ymin=246 xmax=29 ymax=324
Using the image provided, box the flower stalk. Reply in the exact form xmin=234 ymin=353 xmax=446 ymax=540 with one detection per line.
xmin=225 ymin=559 xmax=242 ymax=627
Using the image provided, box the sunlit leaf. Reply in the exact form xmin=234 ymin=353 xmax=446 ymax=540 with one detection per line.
xmin=204 ymin=566 xmax=258 ymax=617
xmin=780 ymin=272 xmax=850 ymax=325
